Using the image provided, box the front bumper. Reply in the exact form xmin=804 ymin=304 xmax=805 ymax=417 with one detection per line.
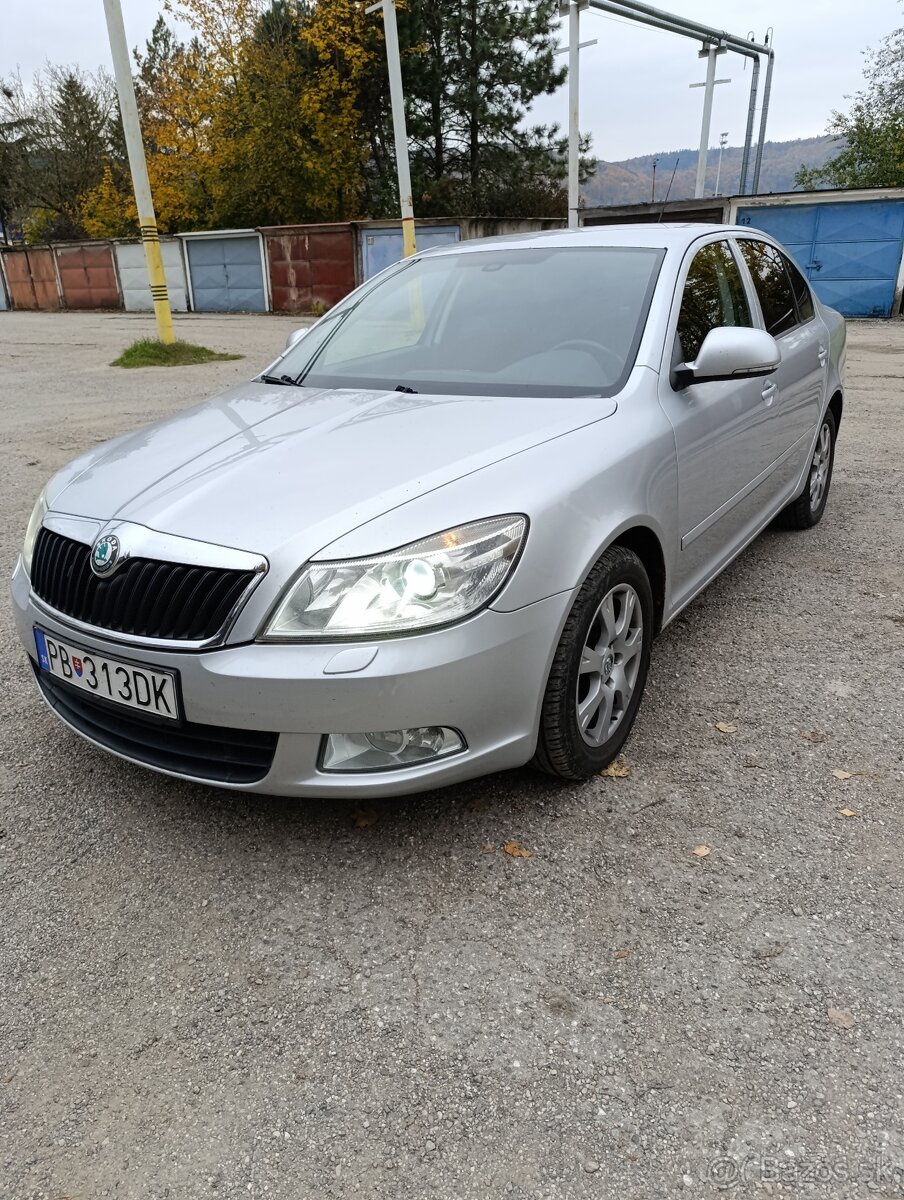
xmin=11 ymin=557 xmax=573 ymax=798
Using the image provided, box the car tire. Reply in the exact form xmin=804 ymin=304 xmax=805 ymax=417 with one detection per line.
xmin=781 ymin=408 xmax=837 ymax=530
xmin=533 ymin=545 xmax=654 ymax=780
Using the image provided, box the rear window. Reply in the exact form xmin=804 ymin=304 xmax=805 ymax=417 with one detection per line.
xmin=281 ymin=245 xmax=665 ymax=398
xmin=779 ymin=251 xmax=815 ymax=322
xmin=738 ymin=239 xmax=799 ymax=337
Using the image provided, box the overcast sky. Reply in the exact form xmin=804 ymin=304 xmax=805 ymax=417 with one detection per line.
xmin=3 ymin=0 xmax=900 ymax=160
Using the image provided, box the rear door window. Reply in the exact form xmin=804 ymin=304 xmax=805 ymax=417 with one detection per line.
xmin=779 ymin=251 xmax=815 ymax=322
xmin=738 ymin=239 xmax=799 ymax=337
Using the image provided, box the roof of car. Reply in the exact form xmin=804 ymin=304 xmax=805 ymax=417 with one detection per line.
xmin=423 ymin=223 xmax=748 ymax=257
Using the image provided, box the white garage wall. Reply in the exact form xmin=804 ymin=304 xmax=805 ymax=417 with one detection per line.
xmin=114 ymin=240 xmax=189 ymax=312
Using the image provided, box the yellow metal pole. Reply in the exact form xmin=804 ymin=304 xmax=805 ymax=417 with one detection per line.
xmin=103 ymin=0 xmax=175 ymax=343
xmin=366 ymin=0 xmax=417 ymax=257
xmin=140 ymin=221 xmax=175 ymax=344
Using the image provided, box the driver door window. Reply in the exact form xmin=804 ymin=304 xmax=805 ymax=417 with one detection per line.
xmin=677 ymin=240 xmax=752 ymax=363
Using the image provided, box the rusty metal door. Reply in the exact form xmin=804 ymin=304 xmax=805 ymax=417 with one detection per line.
xmin=264 ymin=226 xmax=357 ymax=313
xmin=55 ymin=243 xmax=121 ymax=309
xmin=2 ymin=248 xmax=61 ymax=310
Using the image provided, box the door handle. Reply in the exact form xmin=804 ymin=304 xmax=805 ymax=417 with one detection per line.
xmin=761 ymin=381 xmax=778 ymax=406
xmin=817 ymin=344 xmax=828 ymax=366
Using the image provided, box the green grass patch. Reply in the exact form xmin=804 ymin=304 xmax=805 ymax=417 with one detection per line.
xmin=110 ymin=338 xmax=244 ymax=369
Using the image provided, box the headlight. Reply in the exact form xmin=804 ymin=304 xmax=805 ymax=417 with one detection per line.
xmin=22 ymin=490 xmax=48 ymax=577
xmin=263 ymin=515 xmax=527 ymax=640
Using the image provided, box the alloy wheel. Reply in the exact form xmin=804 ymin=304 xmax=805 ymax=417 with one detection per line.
xmin=809 ymin=422 xmax=832 ymax=512
xmin=576 ymin=583 xmax=644 ymax=747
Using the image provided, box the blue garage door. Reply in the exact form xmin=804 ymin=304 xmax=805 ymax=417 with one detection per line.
xmin=360 ymin=225 xmax=460 ymax=280
xmin=735 ymin=199 xmax=904 ymax=317
xmin=185 ymin=235 xmax=266 ymax=312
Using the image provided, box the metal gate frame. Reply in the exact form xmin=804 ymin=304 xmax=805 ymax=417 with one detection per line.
xmin=729 ymin=187 xmax=904 ymax=317
xmin=0 ymin=246 xmax=63 ymax=310
xmin=54 ymin=241 xmax=123 ymax=309
xmin=179 ymin=229 xmax=271 ymax=313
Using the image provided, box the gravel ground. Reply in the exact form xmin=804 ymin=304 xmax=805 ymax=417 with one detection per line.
xmin=1 ymin=311 xmax=903 ymax=1200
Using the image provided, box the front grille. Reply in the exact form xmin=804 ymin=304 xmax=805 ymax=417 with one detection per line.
xmin=31 ymin=528 xmax=256 ymax=642
xmin=35 ymin=668 xmax=278 ymax=785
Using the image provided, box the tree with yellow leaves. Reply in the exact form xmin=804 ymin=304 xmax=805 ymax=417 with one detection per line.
xmin=156 ymin=0 xmax=379 ymax=227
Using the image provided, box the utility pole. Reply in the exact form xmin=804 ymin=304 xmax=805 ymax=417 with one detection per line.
xmin=651 ymin=156 xmax=659 ymax=204
xmin=714 ymin=131 xmax=728 ymax=195
xmin=102 ymin=0 xmax=174 ymax=343
xmin=558 ymin=1 xmax=596 ymax=229
xmin=689 ymin=42 xmax=729 ymax=199
xmin=365 ymin=0 xmax=416 ymax=257
xmin=568 ymin=0 xmax=581 ymax=228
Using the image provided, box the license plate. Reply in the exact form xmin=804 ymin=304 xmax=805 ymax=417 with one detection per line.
xmin=34 ymin=628 xmax=179 ymax=721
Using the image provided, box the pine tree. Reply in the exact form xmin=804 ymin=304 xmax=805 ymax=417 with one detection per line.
xmin=0 ymin=66 xmax=119 ymax=241
xmin=389 ymin=0 xmax=585 ymax=217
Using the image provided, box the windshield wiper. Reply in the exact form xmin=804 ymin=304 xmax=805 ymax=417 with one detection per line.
xmin=259 ymin=373 xmax=302 ymax=387
xmin=394 ymin=384 xmax=418 ymax=394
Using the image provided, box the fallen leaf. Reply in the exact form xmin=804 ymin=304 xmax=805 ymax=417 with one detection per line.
xmin=482 ymin=842 xmax=495 ymax=855
xmin=838 ymin=808 xmax=858 ymax=818
xmin=832 ymin=769 xmax=854 ymax=780
xmin=613 ymin=949 xmax=630 ymax=960
xmin=601 ymin=757 xmax=630 ymax=778
xmin=503 ymin=840 xmax=534 ymax=859
xmin=352 ymin=807 xmax=379 ymax=828
xmin=715 ymin=721 xmax=738 ymax=734
xmin=827 ymin=1007 xmax=856 ymax=1030
xmin=692 ymin=845 xmax=711 ymax=858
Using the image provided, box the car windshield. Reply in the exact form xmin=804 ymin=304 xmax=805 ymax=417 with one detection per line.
xmin=280 ymin=244 xmax=664 ymax=398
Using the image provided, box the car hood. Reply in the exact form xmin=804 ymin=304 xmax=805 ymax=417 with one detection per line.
xmin=48 ymin=381 xmax=618 ymax=561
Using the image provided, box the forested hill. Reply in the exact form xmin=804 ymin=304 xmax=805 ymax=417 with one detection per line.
xmin=583 ymin=136 xmax=839 ymax=207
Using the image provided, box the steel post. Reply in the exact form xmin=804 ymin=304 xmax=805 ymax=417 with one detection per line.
xmin=751 ymin=51 xmax=775 ymax=195
xmin=568 ymin=1 xmax=581 ymax=228
xmin=102 ymin=0 xmax=174 ymax=342
xmin=368 ymin=0 xmax=417 ymax=256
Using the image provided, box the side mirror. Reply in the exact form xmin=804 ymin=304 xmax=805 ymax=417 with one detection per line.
xmin=285 ymin=326 xmax=310 ymax=351
xmin=674 ymin=327 xmax=780 ymax=388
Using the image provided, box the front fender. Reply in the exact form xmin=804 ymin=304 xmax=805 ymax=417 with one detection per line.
xmin=314 ymin=372 xmax=679 ymax=615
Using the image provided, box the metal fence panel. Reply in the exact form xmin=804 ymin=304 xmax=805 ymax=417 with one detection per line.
xmin=55 ymin=244 xmax=121 ymax=309
xmin=264 ymin=227 xmax=357 ymax=312
xmin=115 ymin=240 xmax=189 ymax=311
xmin=360 ymin=225 xmax=460 ymax=280
xmin=184 ymin=235 xmax=267 ymax=312
xmin=1 ymin=248 xmax=61 ymax=310
xmin=736 ymin=198 xmax=904 ymax=317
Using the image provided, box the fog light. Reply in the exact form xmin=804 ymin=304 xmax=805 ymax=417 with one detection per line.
xmin=321 ymin=727 xmax=465 ymax=772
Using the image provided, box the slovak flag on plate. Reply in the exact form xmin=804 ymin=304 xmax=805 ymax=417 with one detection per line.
xmin=72 ymin=656 xmax=83 ymax=677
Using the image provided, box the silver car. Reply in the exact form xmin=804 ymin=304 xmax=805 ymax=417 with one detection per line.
xmin=11 ymin=225 xmax=845 ymax=797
